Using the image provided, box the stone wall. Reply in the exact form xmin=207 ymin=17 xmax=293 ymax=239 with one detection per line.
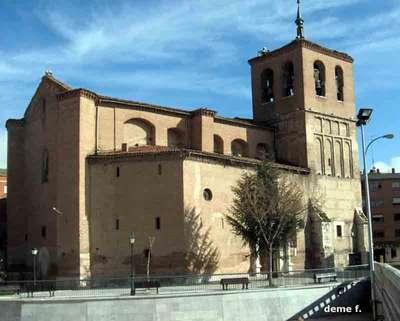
xmin=0 ymin=282 xmax=370 ymax=321
xmin=87 ymin=155 xmax=185 ymax=277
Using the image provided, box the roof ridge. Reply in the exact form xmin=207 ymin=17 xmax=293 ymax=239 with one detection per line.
xmin=42 ymin=74 xmax=73 ymax=91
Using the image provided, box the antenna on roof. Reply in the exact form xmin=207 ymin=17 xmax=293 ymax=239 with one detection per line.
xmin=295 ymin=0 xmax=305 ymax=39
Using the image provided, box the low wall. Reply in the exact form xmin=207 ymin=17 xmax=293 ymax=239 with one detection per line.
xmin=0 ymin=281 xmax=369 ymax=321
xmin=374 ymin=263 xmax=400 ymax=321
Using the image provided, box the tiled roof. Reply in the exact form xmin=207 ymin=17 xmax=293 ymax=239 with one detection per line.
xmin=88 ymin=146 xmax=310 ymax=175
xmin=96 ymin=145 xmax=178 ymax=155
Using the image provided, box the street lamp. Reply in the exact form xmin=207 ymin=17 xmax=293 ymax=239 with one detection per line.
xmin=31 ymin=248 xmax=38 ymax=291
xmin=129 ymin=232 xmax=136 ymax=296
xmin=356 ymin=107 xmax=394 ymax=321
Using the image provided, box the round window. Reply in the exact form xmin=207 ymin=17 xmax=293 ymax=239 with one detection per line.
xmin=203 ymin=188 xmax=213 ymax=201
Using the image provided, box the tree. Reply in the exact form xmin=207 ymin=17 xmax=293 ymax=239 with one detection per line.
xmin=226 ymin=161 xmax=306 ymax=286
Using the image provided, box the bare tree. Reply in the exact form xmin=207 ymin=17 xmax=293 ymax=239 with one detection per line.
xmin=226 ymin=161 xmax=306 ymax=286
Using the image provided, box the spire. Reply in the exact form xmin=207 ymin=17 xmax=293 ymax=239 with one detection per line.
xmin=295 ymin=0 xmax=304 ymax=39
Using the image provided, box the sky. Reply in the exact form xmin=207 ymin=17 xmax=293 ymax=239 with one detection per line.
xmin=0 ymin=0 xmax=399 ymax=172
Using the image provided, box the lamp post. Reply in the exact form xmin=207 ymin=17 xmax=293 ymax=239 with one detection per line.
xmin=356 ymin=108 xmax=394 ymax=321
xmin=31 ymin=248 xmax=38 ymax=291
xmin=129 ymin=232 xmax=136 ymax=296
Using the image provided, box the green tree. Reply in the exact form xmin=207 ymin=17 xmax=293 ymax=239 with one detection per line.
xmin=226 ymin=161 xmax=306 ymax=286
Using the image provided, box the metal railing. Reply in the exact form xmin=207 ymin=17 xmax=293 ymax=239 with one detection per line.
xmin=0 ymin=264 xmax=369 ymax=299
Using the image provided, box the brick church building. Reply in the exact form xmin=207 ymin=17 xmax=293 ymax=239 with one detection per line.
xmin=6 ymin=5 xmax=368 ymax=278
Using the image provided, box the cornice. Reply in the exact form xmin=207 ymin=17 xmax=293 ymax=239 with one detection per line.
xmin=214 ymin=116 xmax=273 ymax=130
xmin=300 ymin=39 xmax=353 ymax=63
xmin=190 ymin=108 xmax=217 ymax=117
xmin=99 ymin=97 xmax=190 ymax=117
xmin=305 ymin=109 xmax=357 ymax=123
xmin=57 ymin=89 xmax=99 ymax=102
xmin=248 ymin=38 xmax=353 ymax=65
xmin=87 ymin=148 xmax=310 ymax=175
xmin=6 ymin=118 xmax=25 ymax=129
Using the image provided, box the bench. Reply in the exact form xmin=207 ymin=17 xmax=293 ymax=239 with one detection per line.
xmin=314 ymin=272 xmax=337 ymax=283
xmin=0 ymin=285 xmax=21 ymax=296
xmin=134 ymin=280 xmax=160 ymax=294
xmin=23 ymin=281 xmax=55 ymax=297
xmin=220 ymin=277 xmax=249 ymax=290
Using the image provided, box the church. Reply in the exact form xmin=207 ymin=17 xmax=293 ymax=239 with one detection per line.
xmin=6 ymin=3 xmax=369 ymax=278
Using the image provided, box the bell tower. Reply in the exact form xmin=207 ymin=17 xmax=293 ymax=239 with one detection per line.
xmin=248 ymin=0 xmax=357 ymax=176
xmin=249 ymin=1 xmax=365 ymax=268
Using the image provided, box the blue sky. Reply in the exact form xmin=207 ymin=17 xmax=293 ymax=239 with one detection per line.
xmin=0 ymin=0 xmax=399 ymax=171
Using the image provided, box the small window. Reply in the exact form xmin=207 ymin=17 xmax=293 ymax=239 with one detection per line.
xmin=115 ymin=219 xmax=119 ymax=230
xmin=116 ymin=166 xmax=120 ymax=177
xmin=392 ymin=181 xmax=400 ymax=189
xmin=394 ymin=213 xmax=400 ymax=221
xmin=372 ymin=215 xmax=384 ymax=223
xmin=373 ymin=231 xmax=384 ymax=238
xmin=391 ymin=248 xmax=397 ymax=258
xmin=221 ymin=218 xmax=224 ymax=229
xmin=203 ymin=188 xmax=213 ymax=201
xmin=371 ymin=199 xmax=384 ymax=208
xmin=24 ymin=234 xmax=28 ymax=241
xmin=158 ymin=164 xmax=162 ymax=175
xmin=41 ymin=149 xmax=49 ymax=183
xmin=121 ymin=143 xmax=127 ymax=152
xmin=393 ymin=198 xmax=400 ymax=205
xmin=395 ymin=229 xmax=400 ymax=238
xmin=336 ymin=225 xmax=342 ymax=238
xmin=155 ymin=217 xmax=161 ymax=230
xmin=3 ymin=185 xmax=7 ymax=194
xmin=41 ymin=226 xmax=47 ymax=239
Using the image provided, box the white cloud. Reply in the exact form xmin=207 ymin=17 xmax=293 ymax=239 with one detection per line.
xmin=373 ymin=157 xmax=400 ymax=173
xmin=0 ymin=0 xmax=399 ymax=169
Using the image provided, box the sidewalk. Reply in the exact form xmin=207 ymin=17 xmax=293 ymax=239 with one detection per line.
xmin=312 ymin=313 xmax=371 ymax=321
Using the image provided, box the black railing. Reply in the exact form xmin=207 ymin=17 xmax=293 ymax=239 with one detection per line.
xmin=0 ymin=264 xmax=369 ymax=298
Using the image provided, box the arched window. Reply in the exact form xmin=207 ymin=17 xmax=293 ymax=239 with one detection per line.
xmin=213 ymin=135 xmax=224 ymax=154
xmin=335 ymin=66 xmax=344 ymax=101
xmin=261 ymin=69 xmax=274 ymax=103
xmin=314 ymin=61 xmax=326 ymax=96
xmin=42 ymin=148 xmax=49 ymax=183
xmin=231 ymin=139 xmax=249 ymax=157
xmin=123 ymin=118 xmax=155 ymax=148
xmin=255 ymin=143 xmax=270 ymax=160
xmin=325 ymin=138 xmax=333 ymax=176
xmin=334 ymin=141 xmax=342 ymax=177
xmin=167 ymin=128 xmax=185 ymax=148
xmin=282 ymin=62 xmax=295 ymax=97
xmin=344 ymin=142 xmax=352 ymax=178
xmin=315 ymin=138 xmax=323 ymax=175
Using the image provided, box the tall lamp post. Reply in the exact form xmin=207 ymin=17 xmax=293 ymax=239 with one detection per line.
xmin=129 ymin=232 xmax=136 ymax=296
xmin=356 ymin=108 xmax=394 ymax=321
xmin=31 ymin=248 xmax=38 ymax=291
